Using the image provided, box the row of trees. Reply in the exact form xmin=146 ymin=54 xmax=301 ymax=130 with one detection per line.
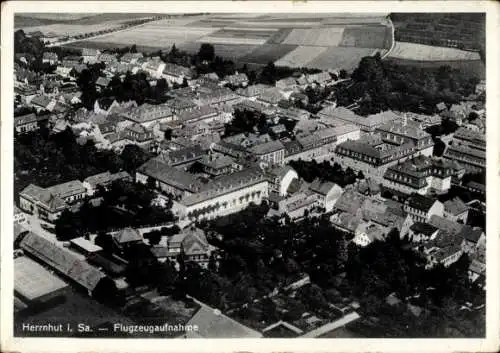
xmin=288 ymin=159 xmax=359 ymax=187
xmin=14 ymin=127 xmax=151 ymax=199
xmin=334 ymin=53 xmax=482 ymax=116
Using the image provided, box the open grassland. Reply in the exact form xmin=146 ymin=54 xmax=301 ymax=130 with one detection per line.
xmin=16 ymin=13 xmax=158 ymax=29
xmin=209 ymin=28 xmax=278 ymax=39
xmin=388 ymin=42 xmax=481 ymax=61
xmin=22 ymin=23 xmax=132 ymax=36
xmin=274 ymin=46 xmax=329 ymax=68
xmin=306 ymin=47 xmax=382 ymax=71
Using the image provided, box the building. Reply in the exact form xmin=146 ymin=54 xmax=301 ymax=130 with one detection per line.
xmin=403 ymin=194 xmax=444 ymax=223
xmin=121 ymin=103 xmax=173 ymax=128
xmin=97 ymin=53 xmax=118 ymax=64
xmin=136 ymin=158 xmax=201 ymax=197
xmin=164 ymin=97 xmax=197 ymax=115
xmin=14 ymin=113 xmax=39 ymax=134
xmin=376 ymin=116 xmax=434 ymax=155
xmin=318 ymin=107 xmax=399 ymax=133
xmin=269 ymin=191 xmax=319 ymax=220
xmin=266 ymin=165 xmax=299 ymax=197
xmin=179 ymin=227 xmax=214 ymax=268
xmin=19 ymin=180 xmax=86 ymax=222
xmin=185 ymin=303 xmax=262 ymax=338
xmin=236 ymin=84 xmax=272 ymax=100
xmin=443 ymin=197 xmax=469 ymax=223
xmin=83 ymin=171 xmax=132 ymax=196
xmin=194 ymin=87 xmax=240 ymax=107
xmin=177 ymin=105 xmax=219 ymax=126
xmin=20 ymin=232 xmax=107 ymax=296
xmin=174 ymin=167 xmax=269 ymax=221
xmin=160 ymin=145 xmax=205 ymax=168
xmin=162 ymin=63 xmax=194 ymax=84
xmin=308 ymin=179 xmax=343 ymax=212
xmin=407 ymin=222 xmax=440 ymax=243
xmin=224 ymin=72 xmax=249 ymax=87
xmin=198 ymin=154 xmax=238 ymax=177
xmin=249 ymin=139 xmax=285 ymax=166
xmin=82 ymin=48 xmax=101 ymax=64
xmin=460 ymin=226 xmax=486 ymax=254
xmin=112 ymin=227 xmax=143 ymax=253
xmin=443 ymin=127 xmax=486 ymax=173
xmin=383 ymin=156 xmax=453 ymax=195
xmin=15 ymin=256 xmax=69 ymax=306
xmin=94 ymin=98 xmax=120 ymax=116
xmin=121 ymin=52 xmax=144 ymax=64
xmin=352 ymin=222 xmax=387 ymax=247
xmin=42 ymin=51 xmax=58 ymax=65
xmin=142 ymin=57 xmax=166 ymax=79
xmin=70 ymin=237 xmax=103 ymax=256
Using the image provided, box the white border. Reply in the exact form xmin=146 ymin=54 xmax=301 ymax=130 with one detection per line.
xmin=1 ymin=2 xmax=499 ymax=352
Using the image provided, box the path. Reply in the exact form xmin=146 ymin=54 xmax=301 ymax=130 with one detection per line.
xmin=381 ymin=16 xmax=395 ymax=60
xmin=299 ymin=311 xmax=360 ymax=338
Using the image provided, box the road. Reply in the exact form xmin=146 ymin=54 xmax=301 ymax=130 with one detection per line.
xmin=300 ymin=311 xmax=361 ymax=338
xmin=23 ymin=212 xmax=61 ymax=243
xmin=381 ymin=15 xmax=395 ymax=60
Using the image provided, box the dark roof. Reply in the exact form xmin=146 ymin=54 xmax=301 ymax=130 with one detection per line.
xmin=406 ymin=194 xmax=437 ymax=212
xmin=444 ymin=197 xmax=468 ymax=215
xmin=410 ymin=222 xmax=439 ymax=236
xmin=459 ymin=226 xmax=484 ymax=243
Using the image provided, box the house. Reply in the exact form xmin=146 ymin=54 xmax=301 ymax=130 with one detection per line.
xmin=180 ymin=227 xmax=214 ymax=268
xmin=19 ymin=181 xmax=86 ymax=222
xmin=70 ymin=237 xmax=103 ymax=256
xmin=97 ymin=53 xmax=118 ymax=64
xmin=94 ymin=98 xmax=120 ymax=116
xmin=403 ymin=194 xmax=444 ymax=223
xmin=185 ymin=303 xmax=262 ymax=338
xmin=425 ymin=244 xmax=463 ymax=268
xmin=266 ymin=165 xmax=299 ymax=197
xmin=308 ymin=179 xmax=342 ymax=212
xmin=383 ymin=156 xmax=453 ymax=195
xmin=443 ymin=128 xmax=486 ymax=173
xmin=465 ymin=181 xmax=485 ymax=195
xmin=305 ymin=71 xmax=333 ymax=87
xmin=95 ymin=77 xmax=111 ymax=92
xmin=459 ymin=226 xmax=485 ymax=254
xmin=162 ymin=63 xmax=194 ymax=85
xmin=136 ymin=158 xmax=201 ymax=197
xmin=29 ymin=94 xmax=56 ymax=112
xmin=19 ymin=232 xmax=107 ymax=296
xmin=143 ymin=57 xmax=166 ymax=79
xmin=112 ymin=228 xmax=143 ymax=253
xmin=121 ymin=52 xmax=143 ymax=64
xmin=256 ymin=87 xmax=286 ymax=106
xmin=121 ymin=103 xmax=173 ymax=128
xmin=83 ymin=171 xmax=132 ymax=196
xmin=82 ymin=48 xmax=101 ymax=64
xmin=275 ymin=77 xmax=298 ymax=92
xmin=42 ymin=52 xmax=58 ymax=65
xmin=198 ymin=154 xmax=237 ymax=177
xmin=14 ymin=113 xmax=39 ymax=134
xmin=224 ymin=72 xmax=249 ymax=87
xmin=443 ymin=197 xmax=468 ymax=223
xmin=352 ymin=222 xmax=387 ymax=247
xmin=407 ymin=222 xmax=439 ymax=243
xmin=236 ymin=84 xmax=272 ymax=100
xmin=248 ymin=139 xmax=285 ymax=166
xmin=174 ymin=167 xmax=269 ymax=221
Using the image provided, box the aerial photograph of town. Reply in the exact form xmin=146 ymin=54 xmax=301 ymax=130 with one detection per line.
xmin=12 ymin=12 xmax=486 ymax=338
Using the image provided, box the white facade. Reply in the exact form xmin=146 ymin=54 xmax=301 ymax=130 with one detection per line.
xmin=175 ymin=181 xmax=269 ymax=221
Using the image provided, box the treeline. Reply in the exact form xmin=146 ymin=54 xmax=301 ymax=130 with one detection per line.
xmin=14 ymin=127 xmax=151 ymax=198
xmin=334 ymin=53 xmax=482 ymax=116
xmin=288 ymin=159 xmax=359 ymax=187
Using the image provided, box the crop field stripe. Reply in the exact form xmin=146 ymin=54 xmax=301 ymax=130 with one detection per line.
xmin=238 ymin=44 xmax=299 ymax=64
xmin=196 ymin=36 xmax=267 ymax=45
xmin=281 ymin=28 xmax=345 ymax=47
xmin=306 ymin=46 xmax=380 ymax=71
xmin=388 ymin=41 xmax=481 ymax=61
xmin=274 ymin=46 xmax=329 ymax=68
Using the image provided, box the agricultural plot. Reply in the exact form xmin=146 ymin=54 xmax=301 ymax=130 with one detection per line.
xmin=386 ymin=58 xmax=485 ymax=80
xmin=306 ymin=47 xmax=381 ymax=71
xmin=281 ymin=27 xmax=345 ymax=47
xmin=21 ymin=23 xmax=128 ymax=36
xmin=208 ymin=29 xmax=277 ymax=40
xmin=274 ymin=46 xmax=328 ymax=68
xmin=88 ymin=26 xmax=218 ymax=48
xmin=239 ymin=44 xmax=298 ymax=64
xmin=196 ymin=36 xmax=267 ymax=46
xmin=266 ymin=28 xmax=293 ymax=44
xmin=388 ymin=41 xmax=481 ymax=61
xmin=178 ymin=42 xmax=259 ymax=59
xmin=339 ymin=25 xmax=392 ymax=49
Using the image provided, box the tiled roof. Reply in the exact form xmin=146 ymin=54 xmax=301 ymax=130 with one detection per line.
xmin=444 ymin=197 xmax=468 ymax=216
xmin=46 ymin=180 xmax=85 ymax=200
xmin=31 ymin=95 xmax=53 ymax=108
xmin=164 ymin=97 xmax=197 ymax=110
xmin=20 ymin=232 xmax=105 ymax=291
xmin=82 ymin=48 xmax=100 ymax=56
xmin=257 ymin=87 xmax=285 ymax=105
xmin=334 ymin=190 xmax=366 ymax=214
xmin=410 ymin=222 xmax=439 ymax=236
xmin=458 ymin=226 xmax=483 ymax=243
xmin=236 ymin=84 xmax=271 ymax=98
xmin=186 ymin=304 xmax=262 ymax=338
xmin=138 ymin=158 xmax=200 ymax=192
xmin=182 ymin=228 xmax=210 ymax=256
xmin=199 ymin=154 xmax=234 ymax=169
xmin=249 ymin=140 xmax=284 ymax=155
xmin=20 ymin=184 xmax=67 ymax=212
xmin=160 ymin=145 xmax=204 ymax=166
xmin=178 ymin=105 xmax=218 ymax=123
xmin=163 ymin=63 xmax=193 ymax=78
xmin=428 ymin=215 xmax=464 ymax=236
xmin=113 ymin=227 xmax=142 ymax=244
xmin=406 ymin=194 xmax=437 ymax=212
xmin=84 ymin=171 xmax=131 ymax=188
xmin=309 ymin=178 xmax=340 ymax=197
xmin=96 ymin=76 xmax=111 ymax=87
xmin=123 ymin=103 xmax=172 ymax=123
xmin=377 ymin=118 xmax=430 ymax=140
xmin=14 ymin=113 xmax=38 ymax=126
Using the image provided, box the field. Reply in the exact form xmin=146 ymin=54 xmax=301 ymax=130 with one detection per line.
xmin=385 ymin=58 xmax=485 ymax=80
xmin=239 ymin=44 xmax=298 ymax=64
xmin=274 ymin=46 xmax=329 ymax=68
xmin=388 ymin=42 xmax=481 ymax=61
xmin=307 ymin=47 xmax=383 ymax=71
xmin=65 ymin=13 xmax=394 ymax=71
xmin=22 ymin=23 xmax=134 ymax=37
xmin=15 ymin=13 xmax=158 ymax=29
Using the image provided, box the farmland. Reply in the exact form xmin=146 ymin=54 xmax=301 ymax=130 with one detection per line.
xmin=64 ymin=13 xmax=394 ymax=72
xmin=388 ymin=42 xmax=481 ymax=61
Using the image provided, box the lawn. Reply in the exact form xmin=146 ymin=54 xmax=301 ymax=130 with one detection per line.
xmin=339 ymin=25 xmax=392 ymax=49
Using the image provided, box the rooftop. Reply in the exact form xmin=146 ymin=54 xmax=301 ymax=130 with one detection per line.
xmin=405 ymin=194 xmax=438 ymax=212
xmin=138 ymin=158 xmax=200 ymax=192
xmin=444 ymin=197 xmax=468 ymax=216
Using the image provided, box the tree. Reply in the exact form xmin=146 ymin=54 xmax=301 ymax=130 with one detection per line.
xmin=120 ymin=144 xmax=150 ymax=172
xmin=432 ymin=138 xmax=446 ymax=157
xmin=339 ymin=69 xmax=348 ymax=79
xmin=198 ymin=43 xmax=215 ymax=62
xmin=95 ymin=231 xmax=114 ymax=254
xmin=258 ymin=61 xmax=278 ymax=85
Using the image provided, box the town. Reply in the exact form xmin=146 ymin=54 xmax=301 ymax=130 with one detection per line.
xmin=13 ymin=14 xmax=486 ymax=338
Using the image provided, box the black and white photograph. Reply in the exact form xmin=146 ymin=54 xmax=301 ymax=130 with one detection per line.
xmin=1 ymin=1 xmax=498 ymax=352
